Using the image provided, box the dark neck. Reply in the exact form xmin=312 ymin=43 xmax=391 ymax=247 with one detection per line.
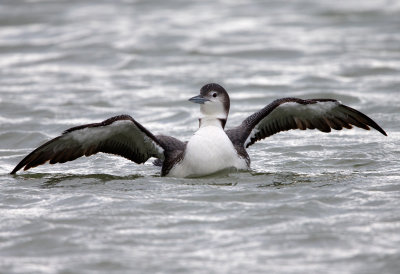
xmin=219 ymin=118 xmax=226 ymax=129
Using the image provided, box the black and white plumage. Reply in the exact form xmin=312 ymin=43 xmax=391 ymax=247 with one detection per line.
xmin=10 ymin=115 xmax=165 ymax=174
xmin=11 ymin=83 xmax=387 ymax=177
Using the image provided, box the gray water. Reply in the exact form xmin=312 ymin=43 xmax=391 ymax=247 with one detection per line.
xmin=1 ymin=0 xmax=400 ymax=273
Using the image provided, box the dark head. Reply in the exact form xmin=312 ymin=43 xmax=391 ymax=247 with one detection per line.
xmin=189 ymin=83 xmax=230 ymax=121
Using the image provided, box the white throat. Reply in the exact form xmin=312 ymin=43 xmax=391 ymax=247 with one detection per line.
xmin=199 ymin=104 xmax=227 ymax=128
xmin=199 ymin=117 xmax=225 ymax=128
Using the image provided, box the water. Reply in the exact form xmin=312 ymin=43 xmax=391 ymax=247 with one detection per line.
xmin=1 ymin=0 xmax=400 ymax=273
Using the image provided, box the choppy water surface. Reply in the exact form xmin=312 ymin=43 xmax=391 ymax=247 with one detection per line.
xmin=1 ymin=0 xmax=400 ymax=273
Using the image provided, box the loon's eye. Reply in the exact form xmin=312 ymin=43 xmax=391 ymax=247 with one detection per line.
xmin=212 ymin=92 xmax=217 ymax=98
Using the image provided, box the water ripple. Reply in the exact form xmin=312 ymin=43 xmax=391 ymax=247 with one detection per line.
xmin=1 ymin=0 xmax=399 ymax=273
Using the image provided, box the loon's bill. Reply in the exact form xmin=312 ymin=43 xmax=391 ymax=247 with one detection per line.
xmin=11 ymin=83 xmax=387 ymax=177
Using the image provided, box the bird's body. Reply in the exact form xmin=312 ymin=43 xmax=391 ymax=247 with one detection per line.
xmin=10 ymin=83 xmax=387 ymax=177
xmin=168 ymin=123 xmax=248 ymax=178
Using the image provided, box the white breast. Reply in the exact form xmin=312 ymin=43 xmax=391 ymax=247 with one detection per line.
xmin=168 ymin=125 xmax=248 ymax=178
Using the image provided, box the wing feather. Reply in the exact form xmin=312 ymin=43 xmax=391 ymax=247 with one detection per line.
xmin=225 ymin=98 xmax=387 ymax=148
xmin=11 ymin=115 xmax=165 ymax=174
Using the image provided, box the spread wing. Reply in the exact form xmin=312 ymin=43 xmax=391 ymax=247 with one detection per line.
xmin=10 ymin=115 xmax=165 ymax=174
xmin=226 ymin=98 xmax=387 ymax=148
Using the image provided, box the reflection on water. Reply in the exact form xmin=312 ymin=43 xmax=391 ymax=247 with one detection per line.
xmin=38 ymin=173 xmax=144 ymax=189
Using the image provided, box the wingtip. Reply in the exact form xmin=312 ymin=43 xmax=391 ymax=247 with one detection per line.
xmin=10 ymin=158 xmax=30 ymax=174
xmin=371 ymin=123 xmax=387 ymax=136
xmin=10 ymin=163 xmax=25 ymax=174
xmin=10 ymin=159 xmax=31 ymax=174
xmin=341 ymin=104 xmax=387 ymax=137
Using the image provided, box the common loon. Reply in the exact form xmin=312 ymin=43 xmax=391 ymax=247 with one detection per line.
xmin=10 ymin=83 xmax=387 ymax=177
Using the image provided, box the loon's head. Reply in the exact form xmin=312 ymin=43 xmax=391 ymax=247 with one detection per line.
xmin=189 ymin=83 xmax=230 ymax=122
